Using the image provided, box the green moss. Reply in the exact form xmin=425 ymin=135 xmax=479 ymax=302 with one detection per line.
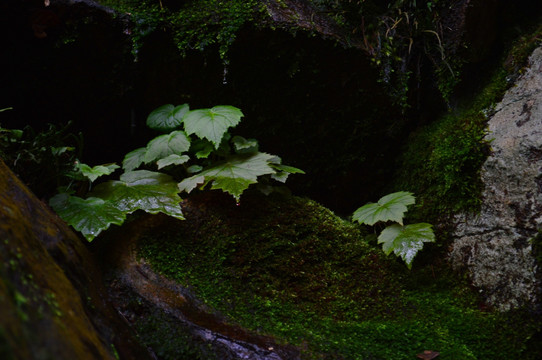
xmin=136 ymin=192 xmax=538 ymax=359
xmin=99 ymin=0 xmax=267 ymax=60
xmin=502 ymin=24 xmax=542 ymax=74
xmin=394 ymin=22 xmax=542 ymax=225
xmin=394 ymin=62 xmax=512 ymax=225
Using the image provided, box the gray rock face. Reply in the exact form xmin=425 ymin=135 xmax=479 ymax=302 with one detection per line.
xmin=451 ymin=47 xmax=542 ymax=311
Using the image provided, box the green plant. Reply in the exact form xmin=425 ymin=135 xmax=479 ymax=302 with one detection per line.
xmin=352 ymin=191 xmax=435 ymax=269
xmin=99 ymin=0 xmax=265 ymax=61
xmin=0 ymin=122 xmax=81 ymax=198
xmin=50 ymin=104 xmax=303 ymax=241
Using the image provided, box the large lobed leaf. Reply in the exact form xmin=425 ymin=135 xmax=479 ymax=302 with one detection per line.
xmin=76 ymin=162 xmax=119 ymax=183
xmin=143 ymin=130 xmax=191 ymax=164
xmin=122 ymin=147 xmax=147 ymax=172
xmin=50 ymin=193 xmax=126 ymax=241
xmin=183 ymin=106 xmax=243 ymax=149
xmin=146 ymin=104 xmax=189 ymax=132
xmin=269 ymin=160 xmax=305 ymax=183
xmin=91 ymin=170 xmax=184 ymax=220
xmin=156 ymin=154 xmax=190 ymax=169
xmin=353 ymin=191 xmax=415 ymax=226
xmin=377 ymin=223 xmax=435 ymax=269
xmin=122 ymin=131 xmax=191 ymax=172
xmin=178 ymin=152 xmax=276 ymax=200
xmin=231 ymin=135 xmax=258 ymax=153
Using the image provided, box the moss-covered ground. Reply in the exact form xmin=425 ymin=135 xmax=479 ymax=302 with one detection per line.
xmin=137 ymin=192 xmax=540 ymax=359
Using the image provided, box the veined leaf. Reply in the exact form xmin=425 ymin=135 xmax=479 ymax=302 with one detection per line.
xmin=187 ymin=165 xmax=203 ymax=174
xmin=91 ymin=170 xmax=184 ymax=220
xmin=50 ymin=193 xmax=126 ymax=242
xmin=232 ymin=135 xmax=258 ymax=153
xmin=76 ymin=162 xmax=119 ymax=182
xmin=143 ymin=130 xmax=191 ymax=164
xmin=146 ymin=104 xmax=189 ymax=132
xmin=157 ymin=154 xmax=190 ymax=169
xmin=183 ymin=105 xmax=243 ymax=149
xmin=378 ymin=223 xmax=435 ymax=269
xmin=178 ymin=152 xmax=275 ymax=200
xmin=353 ymin=191 xmax=415 ymax=226
xmin=178 ymin=175 xmax=206 ymax=193
xmin=270 ymin=163 xmax=305 ymax=174
xmin=267 ymin=157 xmax=305 ymax=183
xmin=210 ymin=176 xmax=254 ymax=199
xmin=123 ymin=147 xmax=147 ymax=172
xmin=190 ymin=139 xmax=215 ymax=159
xmin=271 ymin=171 xmax=289 ymax=183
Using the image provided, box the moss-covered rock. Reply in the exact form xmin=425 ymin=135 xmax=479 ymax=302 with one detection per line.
xmin=0 ymin=159 xmax=150 ymax=359
xmin=99 ymin=190 xmax=541 ymax=359
xmin=451 ymin=45 xmax=542 ymax=311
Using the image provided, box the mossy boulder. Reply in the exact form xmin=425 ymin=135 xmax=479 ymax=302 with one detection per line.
xmin=138 ymin=192 xmax=404 ymax=320
xmin=451 ymin=46 xmax=542 ymax=311
xmin=99 ymin=191 xmax=403 ymax=359
xmin=0 ymin=159 xmax=149 ymax=360
xmin=99 ymin=190 xmax=540 ymax=359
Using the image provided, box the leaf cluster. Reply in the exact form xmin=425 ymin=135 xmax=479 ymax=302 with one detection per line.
xmin=353 ymin=191 xmax=435 ymax=269
xmin=50 ymin=103 xmax=303 ymax=241
xmin=0 ymin=121 xmax=82 ymax=198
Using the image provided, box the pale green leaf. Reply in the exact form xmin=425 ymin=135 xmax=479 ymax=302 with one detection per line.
xmin=77 ymin=162 xmax=119 ymax=182
xmin=196 ymin=146 xmax=214 ymax=159
xmin=179 ymin=152 xmax=275 ymax=200
xmin=123 ymin=147 xmax=147 ymax=172
xmin=146 ymin=104 xmax=189 ymax=132
xmin=143 ymin=131 xmax=191 ymax=164
xmin=210 ymin=176 xmax=255 ymax=200
xmin=178 ymin=175 xmax=205 ymax=193
xmin=268 ymin=158 xmax=304 ymax=182
xmin=187 ymin=165 xmax=203 ymax=174
xmin=183 ymin=105 xmax=243 ymax=148
xmin=377 ymin=225 xmax=402 ymax=255
xmin=91 ymin=170 xmax=184 ymax=220
xmin=353 ymin=191 xmax=415 ymax=226
xmin=190 ymin=139 xmax=215 ymax=159
xmin=157 ymin=154 xmax=190 ymax=169
xmin=270 ymin=163 xmax=305 ymax=174
xmin=271 ymin=171 xmax=289 ymax=183
xmin=50 ymin=193 xmax=126 ymax=242
xmin=378 ymin=223 xmax=435 ymax=269
xmin=200 ymin=152 xmax=275 ymax=180
xmin=232 ymin=135 xmax=258 ymax=153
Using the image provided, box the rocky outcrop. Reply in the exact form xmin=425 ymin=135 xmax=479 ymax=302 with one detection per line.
xmin=451 ymin=46 xmax=542 ymax=311
xmin=0 ymin=159 xmax=150 ymax=359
